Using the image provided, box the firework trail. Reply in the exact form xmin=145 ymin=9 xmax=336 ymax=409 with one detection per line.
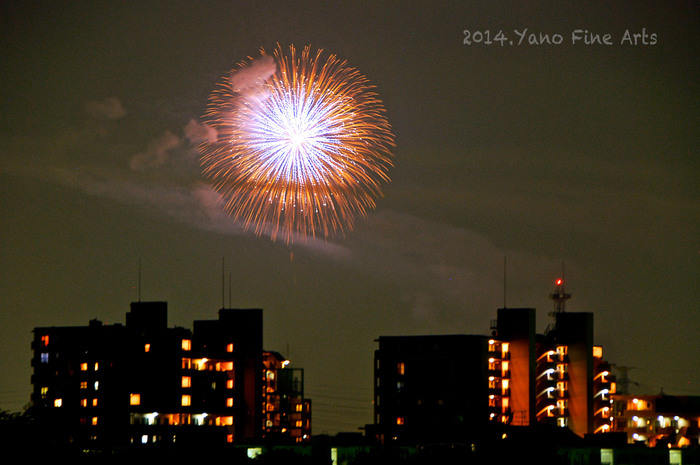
xmin=198 ymin=44 xmax=394 ymax=244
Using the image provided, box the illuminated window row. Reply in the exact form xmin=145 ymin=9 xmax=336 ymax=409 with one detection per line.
xmin=181 ymin=358 xmax=234 ymax=371
xmin=130 ymin=393 xmax=233 ymax=407
xmin=130 ymin=412 xmax=232 ymax=426
xmin=80 ymin=362 xmax=100 ymax=371
xmin=180 ymin=340 xmax=233 ymax=353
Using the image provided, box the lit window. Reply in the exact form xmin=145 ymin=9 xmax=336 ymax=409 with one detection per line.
xmin=194 ymin=358 xmax=208 ymax=371
xmin=226 ymin=398 xmax=233 ymax=407
xmin=593 ymin=346 xmax=603 ymax=358
xmin=182 ymin=358 xmax=191 ymax=369
xmin=81 ymin=363 xmax=89 ymax=371
xmin=296 ymin=420 xmax=303 ymax=427
xmin=130 ymin=393 xmax=141 ymax=406
xmin=81 ymin=398 xmax=88 ymax=407
xmin=92 ymin=398 xmax=98 ymax=407
xmin=80 ymin=381 xmax=88 ymax=389
xmin=227 ymin=434 xmax=234 ymax=443
xmin=226 ymin=343 xmax=234 ymax=352
xmin=94 ymin=381 xmax=99 ymax=391
xmin=41 ymin=335 xmax=50 ymax=346
xmin=396 ymin=417 xmax=405 ymax=425
xmin=40 ymin=387 xmax=48 ymax=397
xmin=226 ymin=379 xmax=234 ymax=389
xmin=296 ymin=404 xmax=303 ymax=412
xmin=54 ymin=398 xmax=62 ymax=407
xmin=40 ymin=353 xmax=49 ymax=364
xmin=92 ymin=417 xmax=98 ymax=426
xmin=144 ymin=343 xmax=151 ymax=353
xmin=397 ymin=362 xmax=405 ymax=375
xmin=182 ymin=339 xmax=191 ymax=351
xmin=181 ymin=395 xmax=191 ymax=407
xmin=181 ymin=376 xmax=191 ymax=388
xmin=94 ymin=362 xmax=99 ymax=371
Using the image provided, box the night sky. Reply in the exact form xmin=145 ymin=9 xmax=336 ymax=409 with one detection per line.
xmin=1 ymin=1 xmax=698 ymax=434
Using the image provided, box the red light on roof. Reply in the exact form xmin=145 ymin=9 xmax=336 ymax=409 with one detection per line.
xmin=556 ymin=279 xmax=563 ymax=286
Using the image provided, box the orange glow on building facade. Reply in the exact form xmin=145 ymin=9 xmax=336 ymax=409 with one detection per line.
xmin=373 ymin=292 xmax=620 ymax=444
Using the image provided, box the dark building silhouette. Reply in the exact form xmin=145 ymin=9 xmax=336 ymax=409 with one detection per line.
xmin=373 ymin=334 xmax=490 ymax=444
xmin=192 ymin=308 xmax=263 ymax=443
xmin=31 ymin=301 xmax=310 ymax=453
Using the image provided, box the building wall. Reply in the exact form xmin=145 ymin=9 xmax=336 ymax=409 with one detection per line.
xmin=554 ymin=312 xmax=594 ymax=437
xmin=496 ymin=308 xmax=536 ymax=426
xmin=374 ymin=335 xmax=489 ymax=444
xmin=193 ymin=308 xmax=264 ymax=444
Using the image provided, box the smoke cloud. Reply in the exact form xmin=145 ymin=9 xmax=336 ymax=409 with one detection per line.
xmin=229 ymin=55 xmax=276 ymax=92
xmin=84 ymin=97 xmax=127 ymax=120
xmin=183 ymin=119 xmax=217 ymax=144
xmin=129 ymin=130 xmax=182 ymax=171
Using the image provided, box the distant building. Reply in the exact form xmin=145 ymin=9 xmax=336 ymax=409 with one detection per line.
xmin=373 ymin=280 xmax=617 ymax=445
xmin=31 ymin=301 xmax=310 ymax=453
xmin=262 ymin=351 xmax=312 ymax=444
xmin=611 ymin=394 xmax=700 ymax=447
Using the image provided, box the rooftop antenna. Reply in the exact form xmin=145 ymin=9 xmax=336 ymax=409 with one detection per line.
xmin=549 ymin=262 xmax=571 ymax=313
xmin=138 ymin=258 xmax=142 ymax=302
xmin=503 ymin=256 xmax=507 ymax=309
xmin=221 ymin=257 xmax=225 ymax=309
xmin=228 ymin=273 xmax=232 ymax=308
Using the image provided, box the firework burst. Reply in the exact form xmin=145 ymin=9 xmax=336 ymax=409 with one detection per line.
xmin=199 ymin=44 xmax=394 ymax=243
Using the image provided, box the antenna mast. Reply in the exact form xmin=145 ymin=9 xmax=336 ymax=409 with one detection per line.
xmin=503 ymin=256 xmax=507 ymax=309
xmin=138 ymin=258 xmax=142 ymax=302
xmin=549 ymin=263 xmax=571 ymax=313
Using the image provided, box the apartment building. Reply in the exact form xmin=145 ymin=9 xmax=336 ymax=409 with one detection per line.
xmin=373 ymin=281 xmax=616 ymax=444
xmin=31 ymin=301 xmax=310 ymax=452
xmin=611 ymin=394 xmax=700 ymax=447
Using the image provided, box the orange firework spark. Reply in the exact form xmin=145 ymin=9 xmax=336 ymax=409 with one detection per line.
xmin=199 ymin=44 xmax=394 ymax=244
